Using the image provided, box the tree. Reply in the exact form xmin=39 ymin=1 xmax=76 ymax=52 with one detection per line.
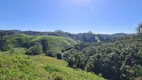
xmin=0 ymin=31 xmax=10 ymax=51
xmin=40 ymin=38 xmax=48 ymax=53
xmin=25 ymin=43 xmax=43 ymax=55
xmin=63 ymin=49 xmax=85 ymax=69
xmin=57 ymin=53 xmax=62 ymax=60
xmin=0 ymin=31 xmax=5 ymax=41
xmin=136 ymin=23 xmax=142 ymax=34
xmin=0 ymin=39 xmax=10 ymax=51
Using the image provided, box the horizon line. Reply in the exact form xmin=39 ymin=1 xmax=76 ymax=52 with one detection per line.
xmin=0 ymin=29 xmax=136 ymax=35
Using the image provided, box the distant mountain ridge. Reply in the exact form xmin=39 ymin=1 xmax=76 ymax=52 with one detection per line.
xmin=0 ymin=30 xmax=133 ymax=43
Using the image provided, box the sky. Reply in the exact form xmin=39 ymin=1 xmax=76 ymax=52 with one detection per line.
xmin=0 ymin=0 xmax=142 ymax=34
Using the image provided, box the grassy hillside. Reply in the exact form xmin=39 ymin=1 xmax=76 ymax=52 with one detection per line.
xmin=3 ymin=34 xmax=77 ymax=56
xmin=0 ymin=53 xmax=104 ymax=80
xmin=32 ymin=36 xmax=77 ymax=53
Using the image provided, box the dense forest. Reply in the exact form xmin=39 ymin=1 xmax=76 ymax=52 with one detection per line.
xmin=0 ymin=25 xmax=142 ymax=80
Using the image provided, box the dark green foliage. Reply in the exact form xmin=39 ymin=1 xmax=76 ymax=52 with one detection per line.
xmin=63 ymin=34 xmax=142 ymax=80
xmin=0 ymin=32 xmax=10 ymax=51
xmin=137 ymin=23 xmax=142 ymax=34
xmin=25 ymin=43 xmax=43 ymax=55
xmin=57 ymin=53 xmax=62 ymax=60
xmin=40 ymin=38 xmax=48 ymax=53
xmin=137 ymin=65 xmax=142 ymax=76
xmin=0 ymin=39 xmax=10 ymax=51
xmin=63 ymin=49 xmax=85 ymax=69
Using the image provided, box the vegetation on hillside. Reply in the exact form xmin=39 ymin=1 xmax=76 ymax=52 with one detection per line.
xmin=0 ymin=25 xmax=142 ymax=80
xmin=0 ymin=34 xmax=77 ymax=57
xmin=0 ymin=53 xmax=104 ymax=80
xmin=61 ymin=25 xmax=142 ymax=80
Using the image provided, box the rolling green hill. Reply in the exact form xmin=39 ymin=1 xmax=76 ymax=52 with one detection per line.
xmin=2 ymin=34 xmax=77 ymax=57
xmin=0 ymin=30 xmax=129 ymax=43
xmin=32 ymin=35 xmax=77 ymax=53
xmin=0 ymin=53 xmax=104 ymax=80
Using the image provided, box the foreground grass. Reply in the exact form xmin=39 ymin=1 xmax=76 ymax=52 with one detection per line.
xmin=0 ymin=54 xmax=104 ymax=80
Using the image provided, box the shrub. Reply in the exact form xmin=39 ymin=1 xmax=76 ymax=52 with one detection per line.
xmin=45 ymin=50 xmax=55 ymax=57
xmin=45 ymin=64 xmax=62 ymax=73
xmin=51 ymin=72 xmax=66 ymax=80
xmin=57 ymin=53 xmax=62 ymax=60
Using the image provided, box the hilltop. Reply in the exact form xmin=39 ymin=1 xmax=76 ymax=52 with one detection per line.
xmin=0 ymin=30 xmax=131 ymax=43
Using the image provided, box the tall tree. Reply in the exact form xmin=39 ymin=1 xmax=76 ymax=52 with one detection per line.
xmin=136 ymin=23 xmax=142 ymax=34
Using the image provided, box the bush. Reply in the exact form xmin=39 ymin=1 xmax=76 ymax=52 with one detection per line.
xmin=51 ymin=72 xmax=66 ymax=80
xmin=45 ymin=50 xmax=55 ymax=57
xmin=57 ymin=53 xmax=62 ymax=60
xmin=45 ymin=64 xmax=62 ymax=73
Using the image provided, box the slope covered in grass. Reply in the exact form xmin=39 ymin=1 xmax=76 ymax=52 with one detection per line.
xmin=32 ymin=36 xmax=77 ymax=53
xmin=5 ymin=34 xmax=77 ymax=56
xmin=0 ymin=54 xmax=104 ymax=80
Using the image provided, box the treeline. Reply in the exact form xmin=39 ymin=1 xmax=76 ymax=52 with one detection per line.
xmin=0 ymin=30 xmax=130 ymax=43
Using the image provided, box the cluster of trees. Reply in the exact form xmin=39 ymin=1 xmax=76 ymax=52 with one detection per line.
xmin=63 ymin=40 xmax=142 ymax=80
xmin=0 ymin=31 xmax=11 ymax=51
xmin=62 ymin=25 xmax=142 ymax=80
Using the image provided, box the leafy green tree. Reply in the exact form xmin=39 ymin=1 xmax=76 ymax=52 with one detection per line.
xmin=137 ymin=23 xmax=142 ymax=34
xmin=0 ymin=32 xmax=10 ymax=51
xmin=0 ymin=39 xmax=10 ymax=51
xmin=63 ymin=49 xmax=85 ymax=69
xmin=40 ymin=38 xmax=48 ymax=53
xmin=25 ymin=43 xmax=43 ymax=55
